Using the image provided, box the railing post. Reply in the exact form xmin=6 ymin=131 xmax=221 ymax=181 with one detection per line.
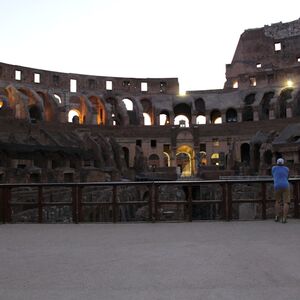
xmin=227 ymin=183 xmax=232 ymax=221
xmin=149 ymin=183 xmax=154 ymax=222
xmin=4 ymin=187 xmax=12 ymax=223
xmin=0 ymin=188 xmax=4 ymax=223
xmin=72 ymin=186 xmax=78 ymax=224
xmin=293 ymin=181 xmax=299 ymax=218
xmin=188 ymin=186 xmax=192 ymax=222
xmin=112 ymin=185 xmax=117 ymax=223
xmin=38 ymin=186 xmax=43 ymax=223
xmin=154 ymin=184 xmax=159 ymax=222
xmin=261 ymin=182 xmax=267 ymax=220
xmin=222 ymin=183 xmax=228 ymax=221
xmin=78 ymin=186 xmax=82 ymax=223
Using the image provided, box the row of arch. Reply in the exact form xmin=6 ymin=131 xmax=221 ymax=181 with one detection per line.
xmin=1 ymin=85 xmax=300 ymax=126
xmin=120 ymin=142 xmax=275 ymax=177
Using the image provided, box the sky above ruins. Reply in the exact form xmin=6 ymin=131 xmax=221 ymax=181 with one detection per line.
xmin=1 ymin=0 xmax=300 ymax=93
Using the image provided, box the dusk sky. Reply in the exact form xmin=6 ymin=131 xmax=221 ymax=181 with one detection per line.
xmin=1 ymin=0 xmax=300 ymax=93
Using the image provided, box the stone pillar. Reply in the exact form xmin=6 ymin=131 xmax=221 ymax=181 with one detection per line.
xmin=269 ymin=110 xmax=275 ymax=120
xmin=253 ymin=111 xmax=259 ymax=121
xmin=237 ymin=111 xmax=242 ymax=122
xmin=286 ymin=107 xmax=293 ymax=118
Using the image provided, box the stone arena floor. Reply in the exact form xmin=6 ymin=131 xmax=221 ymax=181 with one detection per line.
xmin=1 ymin=220 xmax=300 ymax=300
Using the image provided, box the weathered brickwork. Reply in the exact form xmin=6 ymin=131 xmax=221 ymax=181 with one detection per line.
xmin=1 ymin=18 xmax=300 ymax=183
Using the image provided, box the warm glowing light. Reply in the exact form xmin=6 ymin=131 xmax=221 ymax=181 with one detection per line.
xmin=286 ymin=80 xmax=293 ymax=87
xmin=0 ymin=100 xmax=3 ymax=108
xmin=179 ymin=90 xmax=186 ymax=96
xmin=233 ymin=81 xmax=239 ymax=89
xmin=68 ymin=109 xmax=80 ymax=123
xmin=174 ymin=115 xmax=189 ymax=127
xmin=143 ymin=113 xmax=151 ymax=125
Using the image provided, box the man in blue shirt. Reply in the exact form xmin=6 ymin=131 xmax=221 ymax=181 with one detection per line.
xmin=272 ymin=158 xmax=290 ymax=223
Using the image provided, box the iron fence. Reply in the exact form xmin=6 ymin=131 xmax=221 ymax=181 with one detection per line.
xmin=0 ymin=179 xmax=299 ymax=223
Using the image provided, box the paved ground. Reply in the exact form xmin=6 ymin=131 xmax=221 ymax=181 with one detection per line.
xmin=1 ymin=220 xmax=300 ymax=300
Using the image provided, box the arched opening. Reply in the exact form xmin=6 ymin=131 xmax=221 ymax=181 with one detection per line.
xmin=240 ymin=143 xmax=250 ymax=164
xmin=122 ymin=97 xmax=139 ymax=125
xmin=195 ymin=98 xmax=205 ymax=115
xmin=242 ymin=106 xmax=253 ymax=122
xmin=174 ymin=103 xmax=191 ymax=124
xmin=263 ymin=150 xmax=273 ymax=165
xmin=159 ymin=110 xmax=170 ymax=125
xmin=143 ymin=113 xmax=151 ymax=126
xmin=29 ymin=105 xmax=42 ymax=123
xmin=122 ymin=98 xmax=133 ymax=111
xmin=198 ymin=151 xmax=207 ymax=166
xmin=196 ymin=114 xmax=206 ymax=124
xmin=163 ymin=152 xmax=170 ymax=167
xmin=53 ymin=94 xmax=62 ymax=104
xmin=260 ymin=92 xmax=274 ymax=120
xmin=295 ymin=91 xmax=300 ymax=116
xmin=278 ymin=88 xmax=293 ymax=118
xmin=122 ymin=147 xmax=129 ymax=168
xmin=242 ymin=93 xmax=255 ymax=121
xmin=141 ymin=98 xmax=153 ymax=125
xmin=226 ymin=108 xmax=237 ymax=123
xmin=68 ymin=109 xmax=81 ymax=124
xmin=174 ymin=115 xmax=189 ymax=127
xmin=210 ymin=109 xmax=222 ymax=124
xmin=176 ymin=144 xmax=195 ymax=177
xmin=89 ymin=96 xmax=106 ymax=125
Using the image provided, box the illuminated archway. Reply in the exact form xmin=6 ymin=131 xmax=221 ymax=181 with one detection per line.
xmin=143 ymin=113 xmax=151 ymax=125
xmin=176 ymin=144 xmax=195 ymax=177
xmin=174 ymin=115 xmax=189 ymax=127
xmin=89 ymin=96 xmax=106 ymax=125
xmin=68 ymin=109 xmax=81 ymax=123
xmin=163 ymin=152 xmax=170 ymax=167
xmin=196 ymin=114 xmax=206 ymax=124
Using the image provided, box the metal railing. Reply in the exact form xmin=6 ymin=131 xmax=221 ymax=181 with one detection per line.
xmin=0 ymin=178 xmax=299 ymax=223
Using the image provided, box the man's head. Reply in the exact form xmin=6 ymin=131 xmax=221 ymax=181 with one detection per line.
xmin=277 ymin=158 xmax=284 ymax=165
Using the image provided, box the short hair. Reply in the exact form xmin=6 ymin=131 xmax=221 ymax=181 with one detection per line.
xmin=277 ymin=158 xmax=284 ymax=165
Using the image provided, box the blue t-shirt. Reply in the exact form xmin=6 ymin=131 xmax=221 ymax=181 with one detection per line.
xmin=272 ymin=165 xmax=289 ymax=190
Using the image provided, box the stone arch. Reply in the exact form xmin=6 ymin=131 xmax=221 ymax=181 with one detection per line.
xmin=194 ymin=97 xmax=205 ymax=115
xmin=163 ymin=152 xmax=170 ymax=167
xmin=277 ymin=88 xmax=293 ymax=118
xmin=106 ymin=96 xmax=127 ymax=126
xmin=69 ymin=95 xmax=92 ymax=124
xmin=176 ymin=144 xmax=195 ymax=177
xmin=141 ymin=98 xmax=153 ymax=125
xmin=18 ymin=87 xmax=44 ymax=121
xmin=263 ymin=149 xmax=273 ymax=165
xmin=240 ymin=143 xmax=250 ymax=164
xmin=295 ymin=91 xmax=300 ymax=116
xmin=121 ymin=97 xmax=140 ymax=125
xmin=89 ymin=95 xmax=106 ymax=125
xmin=242 ymin=93 xmax=255 ymax=121
xmin=174 ymin=103 xmax=191 ymax=124
xmin=68 ymin=109 xmax=81 ymax=124
xmin=5 ymin=85 xmax=28 ymax=119
xmin=174 ymin=115 xmax=189 ymax=127
xmin=36 ymin=91 xmax=58 ymax=122
xmin=210 ymin=109 xmax=222 ymax=124
xmin=196 ymin=114 xmax=206 ymax=124
xmin=159 ymin=109 xmax=170 ymax=125
xmin=260 ymin=92 xmax=274 ymax=120
xmin=28 ymin=105 xmax=43 ymax=123
xmin=226 ymin=108 xmax=237 ymax=122
xmin=122 ymin=147 xmax=129 ymax=168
